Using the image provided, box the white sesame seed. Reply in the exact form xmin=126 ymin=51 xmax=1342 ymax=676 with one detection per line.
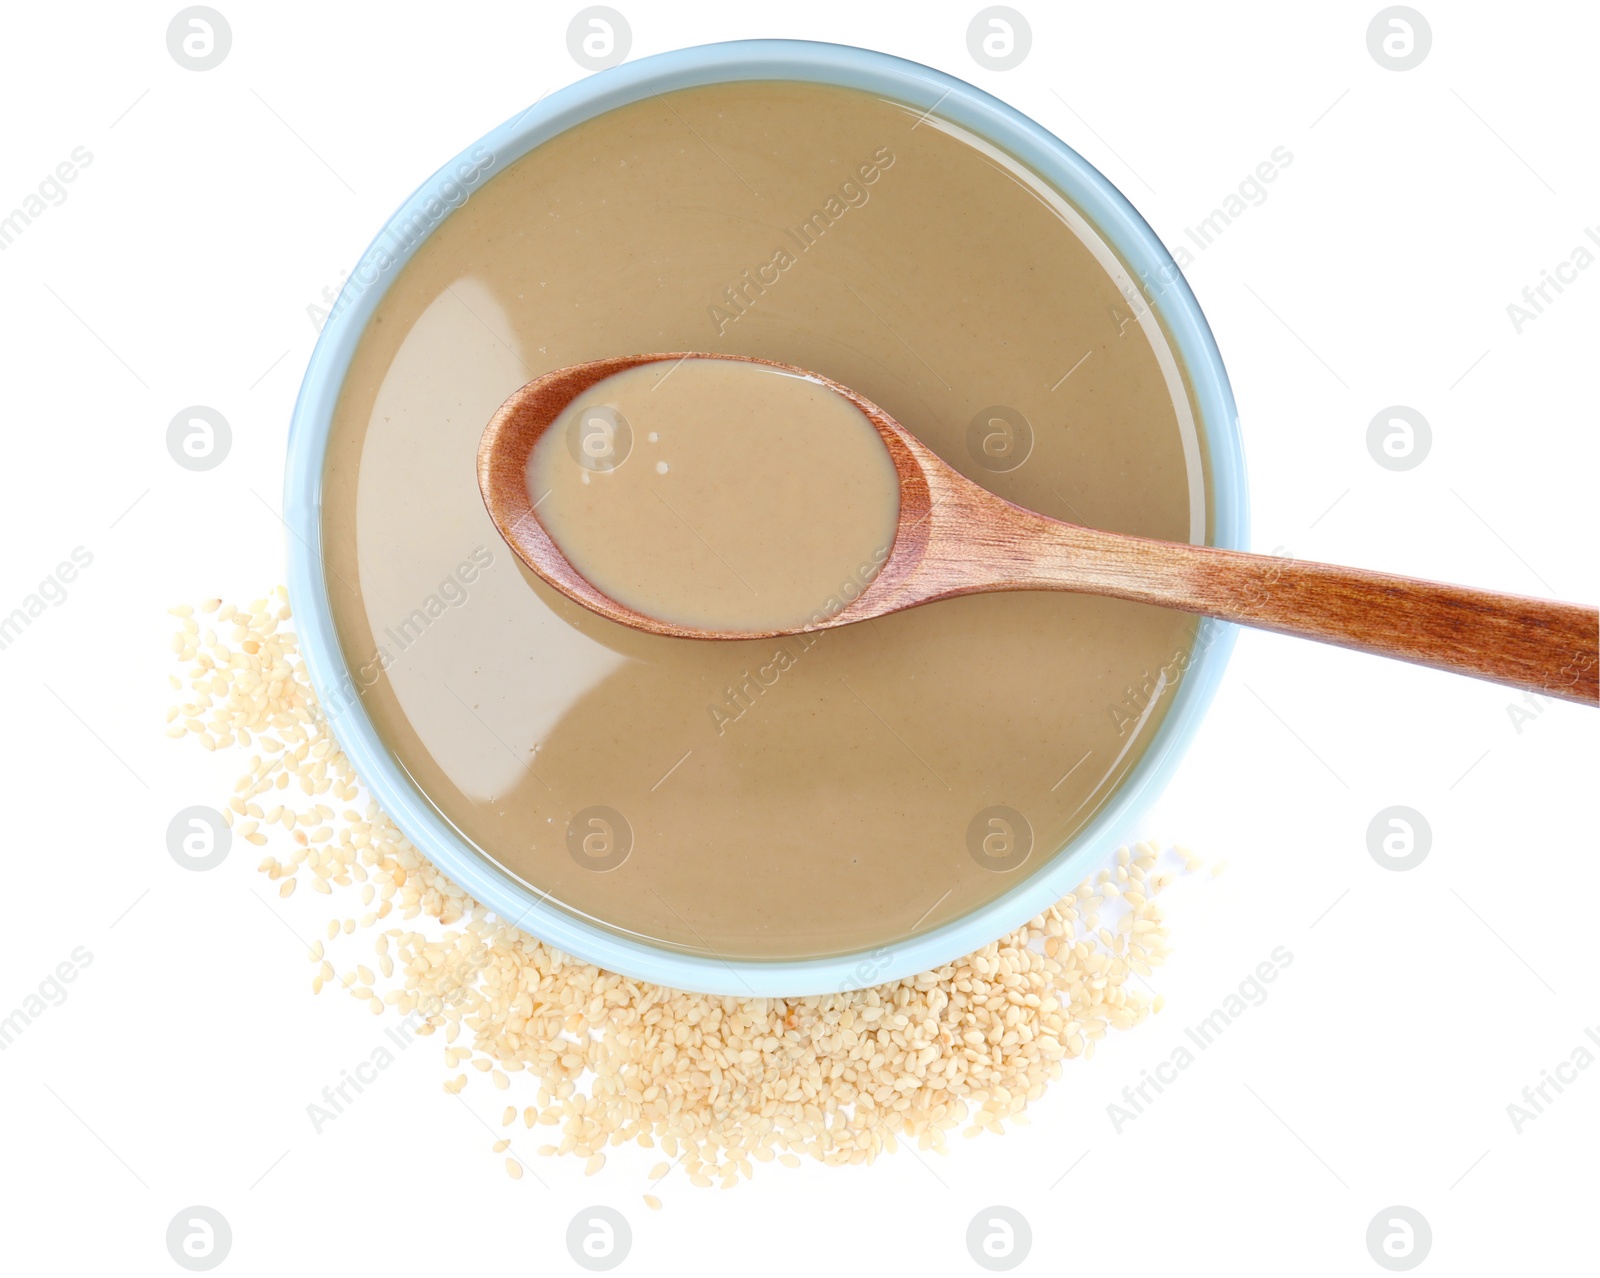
xmin=171 ymin=595 xmax=1203 ymax=1194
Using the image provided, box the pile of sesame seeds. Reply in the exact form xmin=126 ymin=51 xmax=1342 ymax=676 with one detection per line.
xmin=166 ymin=592 xmax=1207 ymax=1204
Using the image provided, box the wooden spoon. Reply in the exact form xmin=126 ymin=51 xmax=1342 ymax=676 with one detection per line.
xmin=479 ymin=352 xmax=1598 ymax=705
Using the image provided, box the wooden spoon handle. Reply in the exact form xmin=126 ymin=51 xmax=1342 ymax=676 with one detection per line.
xmin=989 ymin=518 xmax=1598 ymax=704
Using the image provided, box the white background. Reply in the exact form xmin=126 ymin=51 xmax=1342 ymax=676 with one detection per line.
xmin=1 ymin=1 xmax=1595 ymax=1273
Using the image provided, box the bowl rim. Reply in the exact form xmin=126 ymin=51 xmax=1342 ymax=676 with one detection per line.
xmin=283 ymin=38 xmax=1249 ymax=997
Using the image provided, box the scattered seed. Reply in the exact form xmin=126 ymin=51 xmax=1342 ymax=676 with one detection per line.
xmin=169 ymin=594 xmax=1200 ymax=1193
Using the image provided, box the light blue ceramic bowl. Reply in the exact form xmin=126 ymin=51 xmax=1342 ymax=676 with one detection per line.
xmin=284 ymin=39 xmax=1248 ymax=997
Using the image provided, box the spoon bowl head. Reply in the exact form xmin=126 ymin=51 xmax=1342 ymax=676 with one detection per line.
xmin=477 ymin=352 xmax=935 ymax=640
